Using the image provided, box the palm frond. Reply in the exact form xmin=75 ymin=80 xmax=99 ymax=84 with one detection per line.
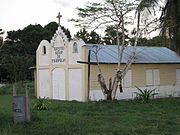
xmin=134 ymin=86 xmax=158 ymax=103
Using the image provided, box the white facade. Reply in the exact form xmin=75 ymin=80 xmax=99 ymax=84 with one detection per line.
xmin=36 ymin=26 xmax=88 ymax=101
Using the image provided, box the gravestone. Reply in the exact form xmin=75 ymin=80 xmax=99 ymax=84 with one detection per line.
xmin=12 ymin=84 xmax=31 ymax=122
xmin=12 ymin=96 xmax=26 ymax=123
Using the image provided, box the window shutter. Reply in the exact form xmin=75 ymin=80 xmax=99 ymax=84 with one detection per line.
xmin=146 ymin=69 xmax=153 ymax=86
xmin=153 ymin=69 xmax=160 ymax=85
xmin=176 ymin=69 xmax=180 ymax=85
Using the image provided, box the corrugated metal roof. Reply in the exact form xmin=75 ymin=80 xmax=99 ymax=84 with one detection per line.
xmin=86 ymin=44 xmax=180 ymax=64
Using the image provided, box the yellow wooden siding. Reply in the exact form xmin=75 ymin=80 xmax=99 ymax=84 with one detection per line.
xmin=131 ymin=64 xmax=145 ymax=87
xmin=90 ymin=64 xmax=125 ymax=90
xmin=90 ymin=64 xmax=180 ymax=90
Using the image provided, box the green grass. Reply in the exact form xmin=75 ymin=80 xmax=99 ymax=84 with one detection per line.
xmin=0 ymin=95 xmax=180 ymax=135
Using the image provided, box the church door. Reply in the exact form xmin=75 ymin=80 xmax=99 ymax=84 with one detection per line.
xmin=52 ymin=68 xmax=66 ymax=100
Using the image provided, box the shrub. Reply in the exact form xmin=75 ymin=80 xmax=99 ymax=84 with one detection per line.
xmin=134 ymin=86 xmax=158 ymax=103
xmin=33 ymin=97 xmax=50 ymax=111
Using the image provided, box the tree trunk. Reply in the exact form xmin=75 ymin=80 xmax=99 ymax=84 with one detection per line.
xmin=119 ymin=82 xmax=123 ymax=93
xmin=107 ymin=91 xmax=112 ymax=102
xmin=98 ymin=74 xmax=113 ymax=102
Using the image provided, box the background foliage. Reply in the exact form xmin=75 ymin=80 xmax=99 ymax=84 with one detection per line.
xmin=0 ymin=22 xmax=71 ymax=82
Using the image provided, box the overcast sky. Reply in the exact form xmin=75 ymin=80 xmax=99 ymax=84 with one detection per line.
xmin=0 ymin=0 xmax=97 ymax=36
xmin=1 ymin=0 xmax=160 ymax=39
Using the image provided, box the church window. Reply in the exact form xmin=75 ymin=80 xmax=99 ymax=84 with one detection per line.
xmin=43 ymin=46 xmax=46 ymax=55
xmin=73 ymin=42 xmax=78 ymax=53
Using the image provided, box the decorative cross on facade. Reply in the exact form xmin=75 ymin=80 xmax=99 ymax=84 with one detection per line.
xmin=57 ymin=12 xmax=62 ymax=26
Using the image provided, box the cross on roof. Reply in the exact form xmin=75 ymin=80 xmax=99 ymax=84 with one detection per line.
xmin=57 ymin=12 xmax=62 ymax=26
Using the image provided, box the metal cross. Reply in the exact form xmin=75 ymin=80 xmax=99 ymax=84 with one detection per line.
xmin=57 ymin=12 xmax=62 ymax=26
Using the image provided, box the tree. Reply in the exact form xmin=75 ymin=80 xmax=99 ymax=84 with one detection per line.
xmin=44 ymin=22 xmax=59 ymax=41
xmin=60 ymin=26 xmax=72 ymax=40
xmin=4 ymin=24 xmax=45 ymax=55
xmin=89 ymin=31 xmax=102 ymax=44
xmin=103 ymin=25 xmax=129 ymax=45
xmin=75 ymin=28 xmax=102 ymax=44
xmin=0 ymin=29 xmax=5 ymax=82
xmin=0 ymin=55 xmax=34 ymax=82
xmin=137 ymin=0 xmax=180 ymax=55
xmin=0 ymin=22 xmax=72 ymax=82
xmin=160 ymin=0 xmax=180 ymax=54
xmin=72 ymin=0 xmax=139 ymax=101
xmin=2 ymin=22 xmax=71 ymax=56
xmin=145 ymin=36 xmax=163 ymax=46
xmin=0 ymin=29 xmax=4 ymax=50
xmin=75 ymin=28 xmax=90 ymax=43
xmin=129 ymin=36 xmax=163 ymax=47
xmin=44 ymin=22 xmax=72 ymax=41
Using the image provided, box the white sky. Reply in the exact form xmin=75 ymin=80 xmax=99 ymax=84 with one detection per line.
xmin=0 ymin=0 xmax=160 ymax=38
xmin=0 ymin=0 xmax=97 ymax=36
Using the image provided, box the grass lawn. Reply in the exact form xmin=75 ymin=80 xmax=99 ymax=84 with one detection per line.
xmin=0 ymin=95 xmax=180 ymax=135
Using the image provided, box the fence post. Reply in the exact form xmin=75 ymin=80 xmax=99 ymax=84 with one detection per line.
xmin=25 ymin=84 xmax=31 ymax=121
xmin=13 ymin=84 xmax=17 ymax=96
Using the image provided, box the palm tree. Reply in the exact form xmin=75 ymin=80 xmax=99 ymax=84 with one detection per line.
xmin=0 ymin=29 xmax=4 ymax=50
xmin=137 ymin=0 xmax=180 ymax=55
xmin=160 ymin=0 xmax=180 ymax=55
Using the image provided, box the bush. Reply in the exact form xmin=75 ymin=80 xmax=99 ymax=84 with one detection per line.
xmin=33 ymin=97 xmax=50 ymax=111
xmin=134 ymin=86 xmax=158 ymax=103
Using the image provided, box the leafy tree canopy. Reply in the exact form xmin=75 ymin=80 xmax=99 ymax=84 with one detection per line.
xmin=0 ymin=55 xmax=34 ymax=82
xmin=2 ymin=22 xmax=71 ymax=56
xmin=129 ymin=36 xmax=163 ymax=46
xmin=103 ymin=25 xmax=129 ymax=45
xmin=75 ymin=28 xmax=102 ymax=44
xmin=0 ymin=22 xmax=71 ymax=82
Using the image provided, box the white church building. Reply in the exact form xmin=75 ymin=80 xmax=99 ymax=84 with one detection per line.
xmin=36 ymin=26 xmax=180 ymax=102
